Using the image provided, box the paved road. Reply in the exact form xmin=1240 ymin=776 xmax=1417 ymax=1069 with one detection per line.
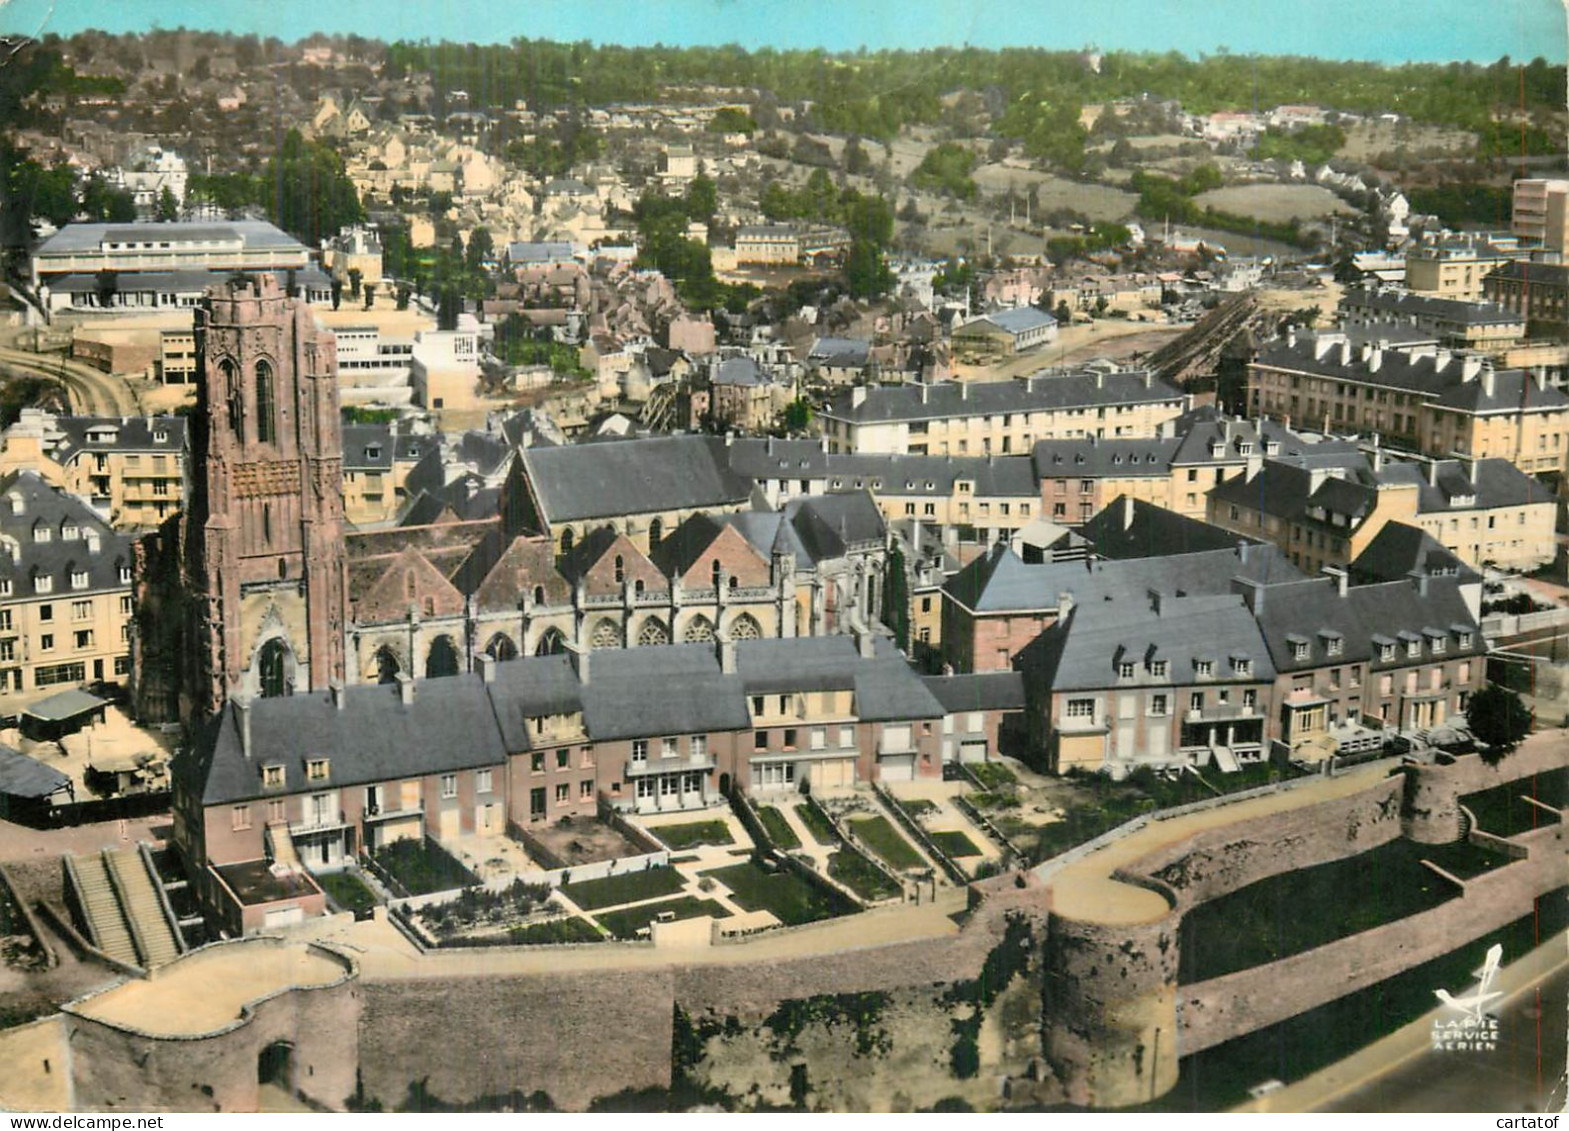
xmin=0 ymin=345 xmax=139 ymax=415
xmin=1320 ymin=964 xmax=1569 ymax=1113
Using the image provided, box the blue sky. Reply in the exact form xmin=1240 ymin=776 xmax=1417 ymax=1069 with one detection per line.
xmin=1 ymin=0 xmax=1564 ymax=63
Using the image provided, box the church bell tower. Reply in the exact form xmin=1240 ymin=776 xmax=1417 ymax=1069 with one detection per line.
xmin=187 ymin=274 xmax=347 ymax=715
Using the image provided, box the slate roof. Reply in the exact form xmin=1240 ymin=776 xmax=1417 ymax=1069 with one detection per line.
xmin=48 ymin=415 xmax=186 ymax=458
xmin=520 ymin=436 xmax=753 ymax=523
xmin=713 ymin=356 xmax=764 ymax=386
xmin=504 ymin=241 xmax=575 ymax=264
xmin=961 ymin=307 xmax=1056 ymax=336
xmin=1375 ymin=458 xmax=1556 ymax=512
xmin=807 ymin=337 xmax=871 ymax=367
xmin=1341 ymin=286 xmax=1522 ymax=327
xmin=0 ymin=471 xmax=136 ymax=598
xmin=922 ymin=672 xmax=1026 ymax=713
xmin=342 ymin=424 xmax=394 ymax=471
xmin=1208 ymin=462 xmax=1377 ymax=528
xmin=35 ymin=219 xmax=307 ymax=256
xmin=0 ymin=744 xmax=71 ymax=799
xmin=1256 ymin=336 xmax=1569 ymax=415
xmin=823 ymin=371 xmax=1182 ymax=425
xmin=1251 ymin=574 xmax=1482 ymax=675
xmin=24 ymin=689 xmax=107 ymax=722
xmin=1047 ymin=594 xmax=1274 ymax=691
xmin=1079 ymin=496 xmax=1254 ymax=560
xmin=189 ymin=675 xmax=509 ymax=806
xmin=1350 ymin=521 xmax=1481 ymax=585
xmin=944 ymin=542 xmax=1300 ymax=614
xmin=186 ymin=636 xmax=949 ymax=805
xmin=1031 ymin=437 xmax=1181 ymax=478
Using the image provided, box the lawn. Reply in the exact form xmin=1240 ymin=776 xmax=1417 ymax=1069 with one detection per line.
xmin=372 ymin=838 xmax=479 ymax=896
xmin=757 ymin=806 xmax=802 ymax=851
xmin=929 ymin=830 xmax=983 ymax=859
xmin=318 ymin=870 xmax=379 ymax=918
xmin=703 ymin=860 xmax=856 ymax=926
xmin=654 ymin=820 xmax=734 ymax=850
xmin=1461 ymin=768 xmax=1568 ymax=839
xmin=850 ymin=816 xmax=926 ymax=871
xmin=595 ymin=896 xmax=732 ymax=939
xmin=795 ymin=802 xmax=840 ymax=846
xmin=897 ymin=798 xmax=939 ymax=819
xmin=968 ymin=762 xmax=1018 ymax=791
xmin=827 ymin=849 xmax=901 ymax=902
xmin=1175 ymin=838 xmax=1483 ymax=984
xmin=559 ymin=865 xmax=687 ymax=911
xmin=436 ymin=917 xmax=605 ymax=947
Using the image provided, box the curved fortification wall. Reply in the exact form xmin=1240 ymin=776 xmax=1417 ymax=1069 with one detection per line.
xmin=63 ymin=937 xmax=360 ymax=1113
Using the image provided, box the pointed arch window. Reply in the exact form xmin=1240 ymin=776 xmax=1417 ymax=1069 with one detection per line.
xmin=221 ymin=359 xmax=243 ymax=442
xmin=255 ymin=360 xmax=276 ymax=445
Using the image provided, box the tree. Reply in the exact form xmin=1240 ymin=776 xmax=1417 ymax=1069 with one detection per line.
xmin=265 ymin=128 xmax=364 ymax=247
xmin=347 ymin=267 xmax=363 ymax=300
xmin=882 ymin=542 xmax=910 ymax=653
xmin=682 ymin=175 xmax=717 ymax=226
xmin=156 ymin=186 xmax=179 ymax=222
xmin=844 ymin=238 xmax=893 ymax=300
xmin=782 ymin=398 xmax=812 ymax=432
xmin=1054 ymin=300 xmax=1073 ymax=326
xmin=1468 ymin=683 xmax=1533 ymax=763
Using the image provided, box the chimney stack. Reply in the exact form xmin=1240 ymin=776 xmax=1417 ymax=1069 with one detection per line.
xmin=1409 ymin=570 xmax=1430 ymax=597
xmin=1481 ymin=366 xmax=1496 ymax=398
xmin=1122 ymin=494 xmax=1135 ymax=530
xmin=920 ymin=383 xmax=930 ymax=404
xmin=477 ymin=653 xmax=496 ymax=683
xmin=1322 ymin=565 xmax=1348 ymax=597
xmin=569 ymin=644 xmax=591 ymax=685
xmin=395 ymin=671 xmax=415 ymax=706
xmin=1231 ymin=575 xmax=1264 ymax=613
xmin=1426 ymin=460 xmax=1441 ymax=487
xmin=854 ymin=620 xmax=875 ymax=658
xmin=235 ymin=698 xmax=253 ymax=758
xmin=717 ymin=633 xmax=737 ymax=674
xmin=330 ymin=681 xmax=346 ymax=710
xmin=1057 ymin=590 xmax=1075 ymax=618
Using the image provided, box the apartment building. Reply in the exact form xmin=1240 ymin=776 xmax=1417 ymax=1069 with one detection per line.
xmin=0 ymin=471 xmax=136 ymax=700
xmin=814 ymin=369 xmax=1188 ymax=456
xmin=1511 ymin=178 xmax=1569 ymax=254
xmin=1404 ymin=236 xmax=1513 ymax=300
xmin=1338 ymin=286 xmax=1526 ymax=354
xmin=1208 ymin=455 xmax=1558 ymax=574
xmin=1483 ymin=260 xmax=1569 ymax=340
xmin=1249 ymin=332 xmax=1569 ymax=477
xmin=175 ymin=633 xmax=948 ymax=930
xmin=0 ymin=411 xmax=187 ymax=530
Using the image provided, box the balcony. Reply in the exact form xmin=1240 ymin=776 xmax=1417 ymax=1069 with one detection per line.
xmin=291 ymin=809 xmax=350 ymax=835
xmin=627 ymin=752 xmax=716 ymax=777
xmin=362 ymin=801 xmax=423 ymax=823
xmin=1057 ymin=713 xmax=1109 ymax=735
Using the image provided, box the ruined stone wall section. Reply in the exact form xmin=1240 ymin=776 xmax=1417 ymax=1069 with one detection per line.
xmin=1179 ymin=821 xmax=1565 ymax=1054
xmin=1042 ymin=911 xmax=1180 ymax=1108
xmin=1402 ymin=742 xmax=1568 ymax=844
xmin=1140 ymin=776 xmax=1406 ymax=912
xmin=357 ymin=968 xmax=676 ymax=1112
xmin=67 ymin=961 xmax=360 ymax=1113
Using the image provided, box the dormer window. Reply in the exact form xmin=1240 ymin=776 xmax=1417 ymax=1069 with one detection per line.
xmin=366 ymin=445 xmax=381 ymax=460
xmin=1148 ymin=660 xmax=1168 ymax=677
xmin=262 ymin=764 xmax=285 ymax=788
xmin=1431 ymin=636 xmax=1446 ymax=654
xmin=1291 ymin=640 xmax=1309 ymax=661
xmin=118 ymin=565 xmax=132 ymax=584
xmin=1194 ymin=659 xmax=1213 ymax=678
xmin=153 ymin=430 xmax=168 ymax=443
xmin=70 ymin=570 xmax=88 ymax=590
xmin=34 ymin=575 xmax=52 ymax=594
xmin=1238 ymin=442 xmax=1254 ymax=455
xmin=1117 ymin=661 xmax=1136 ymax=678
xmin=306 ymin=757 xmax=330 ymax=782
xmin=1379 ymin=643 xmax=1396 ymax=662
xmin=1230 ymin=656 xmax=1252 ymax=677
xmin=62 ymin=522 xmax=78 ymax=540
xmin=1457 ymin=630 xmax=1473 ymax=649
xmin=1406 ymin=639 xmax=1421 ymax=658
xmin=33 ymin=525 xmax=50 ymax=544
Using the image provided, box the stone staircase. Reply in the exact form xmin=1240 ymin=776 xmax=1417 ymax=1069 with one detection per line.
xmin=106 ymin=847 xmax=181 ymax=969
xmin=266 ymin=821 xmax=303 ymax=872
xmin=68 ymin=853 xmax=138 ymax=967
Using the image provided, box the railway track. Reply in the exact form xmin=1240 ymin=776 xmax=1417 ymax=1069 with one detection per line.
xmin=1146 ymin=292 xmax=1266 ymax=387
xmin=0 ymin=345 xmax=138 ymax=416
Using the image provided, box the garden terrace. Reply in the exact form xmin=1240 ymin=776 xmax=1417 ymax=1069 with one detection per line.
xmin=1175 ymin=837 xmax=1505 ymax=984
xmin=318 ymin=870 xmax=379 ymax=919
xmin=756 ymin=806 xmax=801 ymax=850
xmin=930 ymin=830 xmax=982 ymax=858
xmin=371 ymin=838 xmax=479 ymax=896
xmin=826 ymin=849 xmax=900 ymax=902
xmin=794 ymin=803 xmax=839 ymax=846
xmin=594 ymin=896 xmax=732 ymax=939
xmin=849 ymin=815 xmax=926 ymax=871
xmin=1461 ymin=767 xmax=1568 ymax=838
xmin=438 ymin=917 xmax=605 ymax=947
xmin=653 ymin=820 xmax=734 ymax=850
xmin=559 ymin=865 xmax=686 ymax=911
xmin=216 ymin=860 xmax=321 ymax=905
xmin=522 ymin=815 xmax=650 ymax=867
xmin=702 ymin=860 xmax=857 ymax=926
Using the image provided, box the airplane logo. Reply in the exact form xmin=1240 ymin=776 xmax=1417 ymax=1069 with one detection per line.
xmin=1434 ymin=944 xmax=1503 ymax=1023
